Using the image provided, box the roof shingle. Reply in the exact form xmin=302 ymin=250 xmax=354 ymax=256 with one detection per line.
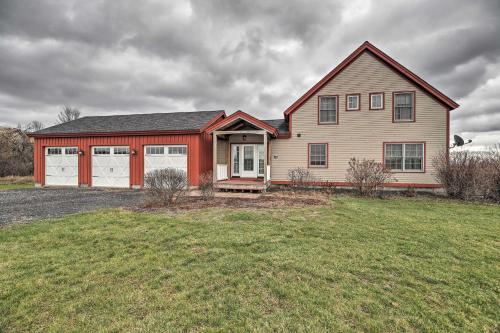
xmin=34 ymin=110 xmax=225 ymax=135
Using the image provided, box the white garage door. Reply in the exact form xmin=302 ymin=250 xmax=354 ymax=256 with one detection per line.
xmin=45 ymin=147 xmax=79 ymax=186
xmin=92 ymin=146 xmax=130 ymax=188
xmin=144 ymin=145 xmax=187 ymax=178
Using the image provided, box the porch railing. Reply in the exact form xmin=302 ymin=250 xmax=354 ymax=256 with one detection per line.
xmin=217 ymin=164 xmax=228 ymax=181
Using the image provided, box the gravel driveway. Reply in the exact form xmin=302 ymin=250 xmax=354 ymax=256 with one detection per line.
xmin=0 ymin=188 xmax=143 ymax=225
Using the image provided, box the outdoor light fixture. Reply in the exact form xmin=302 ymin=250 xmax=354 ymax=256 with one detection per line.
xmin=242 ymin=135 xmax=247 ymax=141
xmin=131 ymin=149 xmax=137 ymax=155
xmin=78 ymin=150 xmax=84 ymax=155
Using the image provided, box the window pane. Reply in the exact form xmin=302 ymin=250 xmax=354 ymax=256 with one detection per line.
xmin=385 ymin=144 xmax=403 ymax=170
xmin=258 ymin=145 xmax=264 ymax=175
xmin=320 ymin=110 xmax=336 ymax=123
xmin=347 ymin=95 xmax=358 ymax=109
xmin=243 ymin=146 xmax=254 ymax=171
xmin=47 ymin=148 xmax=62 ymax=155
xmin=320 ymin=96 xmax=336 ymax=110
xmin=404 ymin=143 xmax=423 ymax=170
xmin=233 ymin=146 xmax=239 ymax=174
xmin=309 ymin=144 xmax=326 ymax=166
xmin=65 ymin=147 xmax=78 ymax=155
xmin=371 ymin=94 xmax=382 ymax=108
xmin=168 ymin=146 xmax=187 ymax=155
xmin=94 ymin=147 xmax=110 ymax=155
xmin=319 ymin=96 xmax=337 ymax=123
xmin=114 ymin=147 xmax=129 ymax=154
xmin=395 ymin=93 xmax=413 ymax=120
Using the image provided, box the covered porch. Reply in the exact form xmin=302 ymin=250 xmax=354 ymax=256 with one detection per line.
xmin=207 ymin=111 xmax=279 ymax=192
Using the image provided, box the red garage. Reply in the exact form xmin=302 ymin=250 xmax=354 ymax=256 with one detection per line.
xmin=29 ymin=111 xmax=225 ymax=188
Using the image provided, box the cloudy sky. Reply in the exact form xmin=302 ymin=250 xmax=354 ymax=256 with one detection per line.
xmin=0 ymin=0 xmax=499 ymax=148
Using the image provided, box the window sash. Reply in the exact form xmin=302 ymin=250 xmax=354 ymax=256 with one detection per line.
xmin=47 ymin=148 xmax=62 ymax=155
xmin=347 ymin=95 xmax=359 ymax=110
xmin=309 ymin=144 xmax=327 ymax=167
xmin=319 ymin=96 xmax=337 ymax=123
xmin=65 ymin=147 xmax=78 ymax=155
xmin=385 ymin=143 xmax=423 ymax=171
xmin=93 ymin=147 xmax=110 ymax=155
xmin=114 ymin=147 xmax=129 ymax=155
xmin=146 ymin=146 xmax=164 ymax=155
xmin=370 ymin=94 xmax=383 ymax=109
xmin=168 ymin=146 xmax=187 ymax=155
xmin=394 ymin=93 xmax=414 ymax=121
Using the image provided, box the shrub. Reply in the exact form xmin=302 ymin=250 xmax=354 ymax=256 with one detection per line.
xmin=288 ymin=167 xmax=317 ymax=189
xmin=433 ymin=147 xmax=500 ymax=202
xmin=199 ymin=171 xmax=214 ymax=200
xmin=345 ymin=158 xmax=394 ymax=197
xmin=144 ymin=168 xmax=188 ymax=206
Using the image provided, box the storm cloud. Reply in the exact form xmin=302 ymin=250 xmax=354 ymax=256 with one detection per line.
xmin=0 ymin=0 xmax=499 ymax=148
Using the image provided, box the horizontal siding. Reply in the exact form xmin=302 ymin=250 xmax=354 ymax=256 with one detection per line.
xmin=34 ymin=134 xmax=203 ymax=187
xmin=272 ymin=51 xmax=447 ymax=185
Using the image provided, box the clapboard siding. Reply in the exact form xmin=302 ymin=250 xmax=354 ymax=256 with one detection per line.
xmin=271 ymin=51 xmax=447 ymax=184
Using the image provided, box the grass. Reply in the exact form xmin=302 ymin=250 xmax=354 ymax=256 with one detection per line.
xmin=0 ymin=196 xmax=498 ymax=332
xmin=0 ymin=176 xmax=33 ymax=190
xmin=0 ymin=183 xmax=33 ymax=190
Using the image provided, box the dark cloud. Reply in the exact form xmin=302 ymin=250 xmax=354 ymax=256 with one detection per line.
xmin=0 ymin=0 xmax=499 ymax=148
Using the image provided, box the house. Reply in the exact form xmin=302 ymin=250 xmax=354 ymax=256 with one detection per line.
xmin=29 ymin=41 xmax=459 ymax=191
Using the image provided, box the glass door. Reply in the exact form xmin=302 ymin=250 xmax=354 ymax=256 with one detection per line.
xmin=231 ymin=145 xmax=240 ymax=176
xmin=241 ymin=145 xmax=256 ymax=178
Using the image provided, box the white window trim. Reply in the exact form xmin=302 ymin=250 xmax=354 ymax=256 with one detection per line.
xmin=346 ymin=94 xmax=360 ymax=111
xmin=384 ymin=143 xmax=425 ymax=172
xmin=370 ymin=93 xmax=384 ymax=110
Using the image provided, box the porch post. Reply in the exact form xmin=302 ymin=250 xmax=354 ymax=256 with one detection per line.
xmin=263 ymin=132 xmax=268 ymax=187
xmin=213 ymin=131 xmax=218 ymax=183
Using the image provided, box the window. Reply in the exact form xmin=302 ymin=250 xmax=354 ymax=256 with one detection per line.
xmin=146 ymin=146 xmax=164 ymax=155
xmin=309 ymin=143 xmax=327 ymax=167
xmin=243 ymin=146 xmax=254 ymax=171
xmin=47 ymin=148 xmax=62 ymax=155
xmin=168 ymin=146 xmax=187 ymax=155
xmin=65 ymin=147 xmax=78 ymax=155
xmin=114 ymin=147 xmax=129 ymax=155
xmin=93 ymin=147 xmax=110 ymax=155
xmin=346 ymin=94 xmax=360 ymax=111
xmin=384 ymin=143 xmax=424 ymax=171
xmin=370 ymin=93 xmax=384 ymax=110
xmin=319 ymin=96 xmax=338 ymax=124
xmin=233 ymin=145 xmax=240 ymax=174
xmin=394 ymin=92 xmax=414 ymax=121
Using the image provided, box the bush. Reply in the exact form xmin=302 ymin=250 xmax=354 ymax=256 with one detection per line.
xmin=0 ymin=128 xmax=33 ymax=177
xmin=433 ymin=147 xmax=500 ymax=202
xmin=288 ymin=167 xmax=317 ymax=189
xmin=346 ymin=158 xmax=394 ymax=197
xmin=199 ymin=171 xmax=214 ymax=200
xmin=144 ymin=168 xmax=188 ymax=206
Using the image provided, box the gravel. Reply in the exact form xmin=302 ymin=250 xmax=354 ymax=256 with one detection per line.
xmin=0 ymin=188 xmax=143 ymax=225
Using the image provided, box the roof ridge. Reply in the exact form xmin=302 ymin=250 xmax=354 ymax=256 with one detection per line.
xmin=78 ymin=110 xmax=225 ymax=119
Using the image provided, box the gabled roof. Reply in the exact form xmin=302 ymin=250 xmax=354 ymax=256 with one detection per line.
xmin=30 ymin=110 xmax=226 ymax=137
xmin=284 ymin=41 xmax=459 ymax=116
xmin=206 ymin=110 xmax=279 ymax=136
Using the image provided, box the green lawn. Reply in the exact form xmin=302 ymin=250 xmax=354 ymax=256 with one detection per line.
xmin=0 ymin=183 xmax=33 ymax=190
xmin=1 ymin=197 xmax=498 ymax=332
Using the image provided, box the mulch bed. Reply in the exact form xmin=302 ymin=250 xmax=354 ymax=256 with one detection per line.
xmin=130 ymin=191 xmax=329 ymax=213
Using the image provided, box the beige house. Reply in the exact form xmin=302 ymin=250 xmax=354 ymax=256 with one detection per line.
xmin=207 ymin=41 xmax=459 ymax=191
xmin=30 ymin=41 xmax=458 ymax=191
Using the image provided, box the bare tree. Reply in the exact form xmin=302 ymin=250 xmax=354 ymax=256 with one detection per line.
xmin=57 ymin=106 xmax=81 ymax=124
xmin=24 ymin=120 xmax=45 ymax=132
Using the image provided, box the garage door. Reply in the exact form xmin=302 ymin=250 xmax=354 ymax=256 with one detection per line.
xmin=45 ymin=147 xmax=79 ymax=186
xmin=92 ymin=146 xmax=130 ymax=188
xmin=144 ymin=145 xmax=187 ymax=178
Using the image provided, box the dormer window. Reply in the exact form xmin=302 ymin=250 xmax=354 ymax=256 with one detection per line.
xmin=318 ymin=96 xmax=338 ymax=124
xmin=346 ymin=94 xmax=360 ymax=111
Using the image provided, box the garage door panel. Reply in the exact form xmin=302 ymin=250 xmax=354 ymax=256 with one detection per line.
xmin=144 ymin=145 xmax=188 ymax=177
xmin=45 ymin=147 xmax=78 ymax=186
xmin=92 ymin=146 xmax=130 ymax=188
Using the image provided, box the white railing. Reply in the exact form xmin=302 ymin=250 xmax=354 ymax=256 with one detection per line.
xmin=267 ymin=165 xmax=271 ymax=181
xmin=217 ymin=164 xmax=228 ymax=181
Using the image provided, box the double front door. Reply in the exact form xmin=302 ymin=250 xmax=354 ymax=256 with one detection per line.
xmin=231 ymin=144 xmax=264 ymax=178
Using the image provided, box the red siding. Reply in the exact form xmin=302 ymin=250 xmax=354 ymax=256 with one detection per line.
xmin=34 ymin=133 xmax=210 ymax=187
